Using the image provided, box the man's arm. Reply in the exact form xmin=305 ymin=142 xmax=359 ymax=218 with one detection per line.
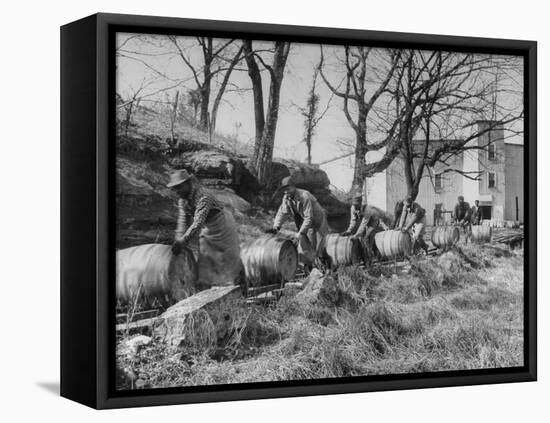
xmin=391 ymin=202 xmax=402 ymax=229
xmin=297 ymin=197 xmax=314 ymax=235
xmin=354 ymin=215 xmax=369 ymax=238
xmin=177 ymin=195 xmax=212 ymax=244
xmin=405 ymin=204 xmax=425 ymax=230
xmin=464 ymin=204 xmax=472 ymax=222
xmin=174 ymin=198 xmax=189 ymax=240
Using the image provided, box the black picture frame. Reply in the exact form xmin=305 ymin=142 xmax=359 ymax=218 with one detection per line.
xmin=60 ymin=12 xmax=537 ymax=409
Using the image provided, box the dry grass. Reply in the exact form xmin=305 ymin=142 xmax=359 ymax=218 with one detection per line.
xmin=116 ymin=242 xmax=524 ymax=390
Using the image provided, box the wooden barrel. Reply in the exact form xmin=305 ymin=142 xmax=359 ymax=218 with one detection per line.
xmin=374 ymin=230 xmax=412 ymax=259
xmin=240 ymin=235 xmax=298 ymax=287
xmin=116 ymin=244 xmax=198 ymax=307
xmin=471 ymin=225 xmax=492 ymax=243
xmin=431 ymin=226 xmax=460 ymax=248
xmin=325 ymin=234 xmax=363 ymax=267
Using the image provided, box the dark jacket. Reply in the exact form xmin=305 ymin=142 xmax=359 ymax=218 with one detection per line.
xmin=470 ymin=205 xmax=482 ymax=225
xmin=453 ymin=202 xmax=471 ymax=223
xmin=345 ymin=205 xmax=387 ymax=236
xmin=392 ymin=200 xmax=425 ymax=229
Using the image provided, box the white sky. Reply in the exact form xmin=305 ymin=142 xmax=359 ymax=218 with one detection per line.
xmin=116 ymin=33 xmax=523 ymax=191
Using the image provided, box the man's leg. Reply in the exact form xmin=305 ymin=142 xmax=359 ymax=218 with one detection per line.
xmin=413 ymin=221 xmax=428 ymax=254
xmin=314 ymin=217 xmax=329 ymax=270
xmin=297 ymin=232 xmax=316 ymax=267
xmin=363 ymin=227 xmax=376 ymax=265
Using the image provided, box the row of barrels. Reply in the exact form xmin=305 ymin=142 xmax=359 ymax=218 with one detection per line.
xmin=430 ymin=225 xmax=492 ymax=248
xmin=116 ymin=225 xmax=493 ymax=305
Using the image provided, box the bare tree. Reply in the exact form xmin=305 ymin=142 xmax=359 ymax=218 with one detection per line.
xmin=119 ymin=78 xmax=154 ymax=137
xmin=296 ymin=68 xmax=330 ymax=164
xmin=377 ymin=51 xmax=523 ymax=200
xmin=168 ymin=36 xmax=243 ymax=134
xmin=187 ymin=88 xmax=201 ymax=123
xmin=243 ymin=40 xmax=291 ymax=186
xmin=169 ymin=90 xmax=180 ymax=146
xmin=319 ymin=46 xmax=401 ymax=193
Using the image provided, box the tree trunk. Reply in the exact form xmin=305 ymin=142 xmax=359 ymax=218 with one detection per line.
xmin=352 ymin=134 xmax=367 ymax=194
xmin=351 ymin=106 xmax=367 ymax=193
xmin=199 ymin=38 xmax=213 ymax=131
xmin=199 ymin=84 xmax=211 ymax=131
xmin=254 ymin=75 xmax=284 ymax=186
xmin=243 ymin=40 xmax=265 ymax=157
xmin=244 ymin=41 xmax=290 ymax=187
xmin=209 ymin=46 xmax=243 ymax=134
xmin=170 ymin=91 xmax=179 ymax=144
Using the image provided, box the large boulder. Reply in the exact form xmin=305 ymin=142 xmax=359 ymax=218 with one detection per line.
xmin=204 ymin=187 xmax=251 ymax=216
xmin=176 ymin=150 xmax=237 ymax=181
xmin=271 ymin=160 xmax=330 ymax=192
xmin=311 ymin=188 xmax=348 ymax=217
xmin=171 ymin=149 xmax=261 ymax=202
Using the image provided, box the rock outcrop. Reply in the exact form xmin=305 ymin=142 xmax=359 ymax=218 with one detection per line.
xmin=115 ymin=136 xmax=349 ymax=247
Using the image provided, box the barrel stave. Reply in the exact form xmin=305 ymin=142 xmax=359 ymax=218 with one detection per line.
xmin=471 ymin=225 xmax=492 ymax=243
xmin=240 ymin=235 xmax=298 ymax=287
xmin=116 ymin=243 xmax=197 ymax=307
xmin=325 ymin=234 xmax=362 ymax=267
xmin=374 ymin=230 xmax=411 ymax=259
xmin=431 ymin=226 xmax=460 ymax=249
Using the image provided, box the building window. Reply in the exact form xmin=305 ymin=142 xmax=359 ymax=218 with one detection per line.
xmin=434 ymin=173 xmax=443 ymax=191
xmin=488 ymin=172 xmax=496 ymax=189
xmin=488 ymin=143 xmax=496 ymax=160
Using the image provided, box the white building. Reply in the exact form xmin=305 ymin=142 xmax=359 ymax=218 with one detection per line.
xmin=366 ymin=121 xmax=524 ymax=225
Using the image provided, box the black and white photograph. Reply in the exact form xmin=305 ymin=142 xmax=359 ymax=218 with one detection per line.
xmin=114 ymin=31 xmax=527 ymax=391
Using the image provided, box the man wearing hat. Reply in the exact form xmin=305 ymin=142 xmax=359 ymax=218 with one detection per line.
xmin=265 ymin=176 xmax=329 ymax=268
xmin=470 ymin=199 xmax=482 ymax=226
xmin=342 ymin=194 xmax=388 ymax=263
xmin=167 ymin=169 xmax=241 ymax=289
xmin=453 ymin=195 xmax=472 ymax=243
xmin=392 ymin=195 xmax=428 ymax=254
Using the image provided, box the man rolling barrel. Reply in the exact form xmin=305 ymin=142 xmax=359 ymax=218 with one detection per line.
xmin=167 ymin=169 xmax=241 ymax=289
xmin=453 ymin=195 xmax=472 ymax=243
xmin=341 ymin=194 xmax=388 ymax=264
xmin=265 ymin=176 xmax=329 ymax=269
xmin=392 ymin=196 xmax=429 ymax=255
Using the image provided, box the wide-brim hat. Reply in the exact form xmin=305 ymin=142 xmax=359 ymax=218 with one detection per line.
xmin=166 ymin=169 xmax=193 ymax=188
xmin=278 ymin=176 xmax=295 ymax=190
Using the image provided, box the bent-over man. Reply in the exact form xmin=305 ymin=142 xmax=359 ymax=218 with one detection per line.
xmin=342 ymin=194 xmax=388 ymax=263
xmin=168 ymin=169 xmax=241 ymax=290
xmin=453 ymin=195 xmax=472 ymax=243
xmin=266 ymin=176 xmax=329 ymax=268
xmin=393 ymin=196 xmax=429 ymax=254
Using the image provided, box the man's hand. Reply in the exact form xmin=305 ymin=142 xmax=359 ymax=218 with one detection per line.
xmin=341 ymin=231 xmax=351 ymax=236
xmin=171 ymin=240 xmax=183 ymax=256
xmin=264 ymin=228 xmax=278 ymax=235
xmin=291 ymin=232 xmax=303 ymax=245
xmin=401 ymin=226 xmax=410 ymax=233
